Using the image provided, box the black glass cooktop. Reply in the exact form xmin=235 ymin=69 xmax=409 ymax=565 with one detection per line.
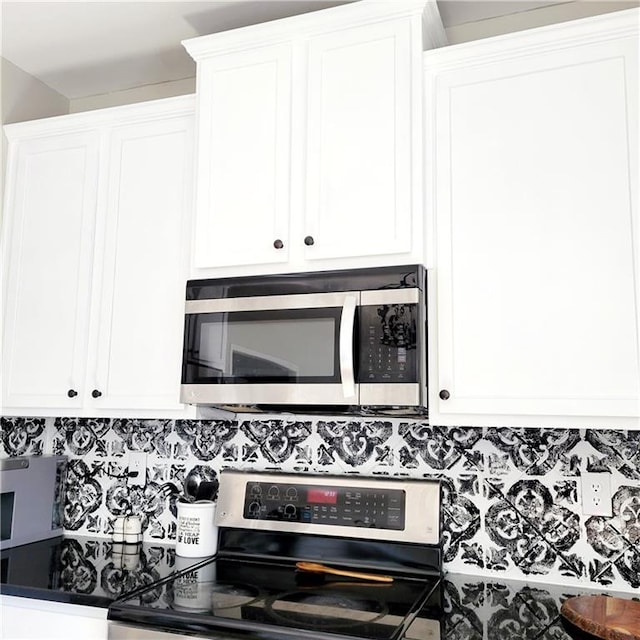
xmin=0 ymin=535 xmax=180 ymax=607
xmin=110 ymin=557 xmax=443 ymax=640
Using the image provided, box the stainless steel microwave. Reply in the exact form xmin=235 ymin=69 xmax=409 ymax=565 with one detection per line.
xmin=1 ymin=455 xmax=67 ymax=550
xmin=180 ymin=265 xmax=427 ymax=415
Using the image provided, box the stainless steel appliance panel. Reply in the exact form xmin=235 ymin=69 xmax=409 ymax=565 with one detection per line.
xmin=180 ymin=265 xmax=428 ymax=413
xmin=215 ymin=470 xmax=441 ymax=545
xmin=0 ymin=455 xmax=67 ymax=550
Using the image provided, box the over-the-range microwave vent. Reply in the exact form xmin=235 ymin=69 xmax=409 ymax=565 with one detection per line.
xmin=181 ymin=265 xmax=428 ymax=416
xmin=195 ymin=403 xmax=429 ymax=420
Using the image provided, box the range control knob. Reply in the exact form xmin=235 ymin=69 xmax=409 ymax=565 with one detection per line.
xmin=284 ymin=504 xmax=297 ymax=519
xmin=248 ymin=501 xmax=261 ymax=517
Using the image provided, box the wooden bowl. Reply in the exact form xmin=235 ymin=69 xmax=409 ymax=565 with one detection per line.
xmin=561 ymin=595 xmax=640 ymax=640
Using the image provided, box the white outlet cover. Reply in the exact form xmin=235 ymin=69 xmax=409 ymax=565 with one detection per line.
xmin=128 ymin=452 xmax=147 ymax=487
xmin=581 ymin=472 xmax=613 ymax=517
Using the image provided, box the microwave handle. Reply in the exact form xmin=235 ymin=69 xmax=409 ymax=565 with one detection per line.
xmin=339 ymin=295 xmax=357 ymax=399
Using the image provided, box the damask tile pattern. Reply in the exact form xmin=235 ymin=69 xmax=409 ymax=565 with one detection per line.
xmin=54 ymin=418 xmax=111 ymax=457
xmin=316 ymin=419 xmax=394 ymax=473
xmin=175 ymin=420 xmax=237 ymax=461
xmin=0 ymin=417 xmax=48 ymax=456
xmin=441 ymin=477 xmax=482 ymax=567
xmin=0 ymin=416 xmax=638 ymax=592
xmin=585 ymin=430 xmax=640 ymax=479
xmin=484 ymin=479 xmax=583 ymax=578
xmin=241 ymin=418 xmax=313 ymax=471
xmin=398 ymin=424 xmax=483 ymax=473
xmin=484 ymin=428 xmax=581 ymax=476
xmin=444 ymin=575 xmax=640 ymax=640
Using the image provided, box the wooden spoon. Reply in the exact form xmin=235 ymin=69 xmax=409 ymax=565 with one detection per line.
xmin=295 ymin=561 xmax=393 ymax=583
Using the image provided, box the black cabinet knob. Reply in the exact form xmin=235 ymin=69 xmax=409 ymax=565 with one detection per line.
xmin=439 ymin=389 xmax=450 ymax=400
xmin=67 ymin=389 xmax=78 ymax=398
xmin=273 ymin=239 xmax=284 ymax=249
xmin=92 ymin=389 xmax=102 ymax=398
xmin=304 ymin=235 xmax=315 ymax=246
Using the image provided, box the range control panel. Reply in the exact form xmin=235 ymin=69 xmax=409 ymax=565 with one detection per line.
xmin=242 ymin=481 xmax=405 ymax=531
xmin=216 ymin=471 xmax=440 ymax=544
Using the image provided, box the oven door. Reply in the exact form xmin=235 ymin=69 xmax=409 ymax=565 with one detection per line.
xmin=181 ymin=291 xmax=360 ymax=406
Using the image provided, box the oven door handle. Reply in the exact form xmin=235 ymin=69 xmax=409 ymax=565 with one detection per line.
xmin=339 ymin=295 xmax=357 ymax=400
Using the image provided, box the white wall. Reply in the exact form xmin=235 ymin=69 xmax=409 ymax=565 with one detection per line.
xmin=1 ymin=58 xmax=69 ymax=124
xmin=69 ymin=77 xmax=195 ymax=113
xmin=1 ymin=58 xmax=69 ymax=219
xmin=446 ymin=0 xmax=640 ymax=44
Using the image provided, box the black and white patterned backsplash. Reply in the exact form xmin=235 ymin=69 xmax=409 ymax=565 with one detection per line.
xmin=1 ymin=416 xmax=638 ymax=592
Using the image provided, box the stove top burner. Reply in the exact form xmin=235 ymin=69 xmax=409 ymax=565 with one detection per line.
xmin=110 ymin=555 xmax=442 ymax=640
xmin=266 ymin=588 xmax=389 ymax=629
xmin=211 ymin=582 xmax=262 ymax=610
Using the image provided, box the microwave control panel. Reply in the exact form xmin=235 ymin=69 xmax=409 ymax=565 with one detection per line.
xmin=358 ymin=303 xmax=418 ymax=383
xmin=242 ymin=481 xmax=406 ymax=531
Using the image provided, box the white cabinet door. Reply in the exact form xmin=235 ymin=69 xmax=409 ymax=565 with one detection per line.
xmin=426 ymin=10 xmax=640 ymax=428
xmin=91 ymin=115 xmax=194 ymax=412
xmin=192 ymin=44 xmax=292 ymax=270
xmin=184 ymin=1 xmax=444 ymax=277
xmin=1 ymin=132 xmax=100 ymax=409
xmin=303 ymin=18 xmax=417 ymax=262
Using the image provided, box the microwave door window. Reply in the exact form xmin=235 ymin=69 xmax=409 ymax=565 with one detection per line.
xmin=183 ymin=308 xmax=343 ymax=384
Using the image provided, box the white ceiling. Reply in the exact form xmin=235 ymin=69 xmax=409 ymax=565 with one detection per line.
xmin=0 ymin=0 xmax=633 ymax=100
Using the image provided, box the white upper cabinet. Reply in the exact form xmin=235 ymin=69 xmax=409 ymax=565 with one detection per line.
xmin=191 ymin=44 xmax=293 ymax=269
xmin=425 ymin=9 xmax=640 ymax=429
xmin=2 ymin=97 xmax=196 ymax=418
xmin=303 ymin=19 xmax=414 ymax=262
xmin=184 ymin=0 xmax=446 ymax=277
xmin=91 ymin=116 xmax=194 ymax=412
xmin=1 ymin=132 xmax=100 ymax=411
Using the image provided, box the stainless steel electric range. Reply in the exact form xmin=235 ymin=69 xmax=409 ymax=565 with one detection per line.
xmin=108 ymin=470 xmax=443 ymax=640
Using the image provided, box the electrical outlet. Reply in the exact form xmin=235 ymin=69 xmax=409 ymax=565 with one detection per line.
xmin=128 ymin=452 xmax=147 ymax=487
xmin=581 ymin=472 xmax=612 ymax=517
